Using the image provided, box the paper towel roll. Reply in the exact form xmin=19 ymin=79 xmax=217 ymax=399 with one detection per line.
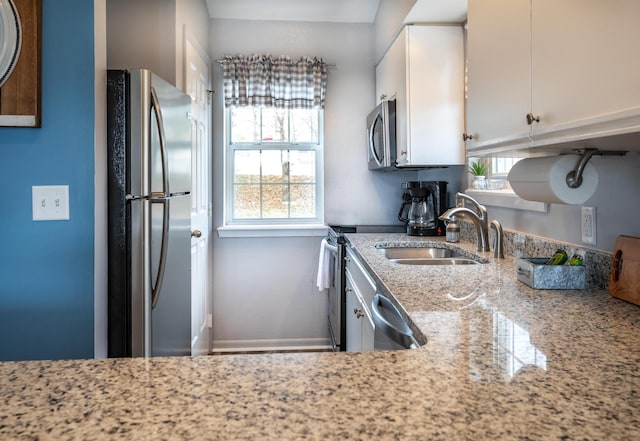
xmin=507 ymin=155 xmax=599 ymax=204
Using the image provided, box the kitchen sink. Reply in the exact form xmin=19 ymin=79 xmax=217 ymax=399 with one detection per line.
xmin=376 ymin=246 xmax=483 ymax=265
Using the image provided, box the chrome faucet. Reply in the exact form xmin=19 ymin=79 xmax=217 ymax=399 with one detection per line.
xmin=439 ymin=192 xmax=490 ymax=252
xmin=490 ymin=220 xmax=504 ymax=258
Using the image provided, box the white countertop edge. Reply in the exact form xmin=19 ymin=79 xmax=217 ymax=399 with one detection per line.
xmin=217 ymin=224 xmax=329 ymax=238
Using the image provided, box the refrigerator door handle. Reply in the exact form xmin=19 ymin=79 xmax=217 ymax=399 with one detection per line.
xmin=150 ymin=86 xmax=170 ymax=196
xmin=149 ymin=86 xmax=171 ymax=310
xmin=150 ymin=197 xmax=171 ymax=309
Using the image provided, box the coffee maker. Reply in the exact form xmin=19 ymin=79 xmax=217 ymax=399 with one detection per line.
xmin=398 ymin=181 xmax=448 ymax=236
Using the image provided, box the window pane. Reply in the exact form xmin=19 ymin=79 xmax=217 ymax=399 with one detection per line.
xmin=291 ymin=109 xmax=319 ymax=143
xmin=492 ymin=157 xmax=522 ymax=175
xmin=289 ymin=150 xmax=315 ymax=183
xmin=234 ymin=184 xmax=261 ymax=218
xmin=231 ymin=108 xmax=260 ymax=143
xmin=262 ymin=108 xmax=288 ymax=142
xmin=262 ymin=184 xmax=289 ymax=218
xmin=262 ymin=150 xmax=289 ymax=183
xmin=234 ymin=150 xmax=261 ymax=183
xmin=290 ymin=184 xmax=316 ymax=218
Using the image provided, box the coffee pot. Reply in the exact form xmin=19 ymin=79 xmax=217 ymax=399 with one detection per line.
xmin=398 ymin=181 xmax=448 ymax=236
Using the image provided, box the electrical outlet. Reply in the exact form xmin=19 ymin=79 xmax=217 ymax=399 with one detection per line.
xmin=581 ymin=206 xmax=596 ymax=245
xmin=32 ymin=185 xmax=70 ymax=221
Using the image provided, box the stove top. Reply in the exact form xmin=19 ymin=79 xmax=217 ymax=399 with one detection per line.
xmin=329 ymin=225 xmax=406 ymax=235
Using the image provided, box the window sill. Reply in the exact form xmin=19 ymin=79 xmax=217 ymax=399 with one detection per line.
xmin=217 ymin=224 xmax=329 ymax=238
xmin=465 ymin=189 xmax=548 ymax=213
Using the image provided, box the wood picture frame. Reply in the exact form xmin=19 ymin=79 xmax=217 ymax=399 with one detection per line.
xmin=0 ymin=0 xmax=41 ymax=127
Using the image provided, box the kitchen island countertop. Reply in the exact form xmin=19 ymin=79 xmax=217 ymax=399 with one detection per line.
xmin=2 ymin=233 xmax=640 ymax=440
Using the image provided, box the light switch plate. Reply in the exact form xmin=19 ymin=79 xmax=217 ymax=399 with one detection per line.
xmin=32 ymin=185 xmax=70 ymax=221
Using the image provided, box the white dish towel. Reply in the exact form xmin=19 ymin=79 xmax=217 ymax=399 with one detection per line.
xmin=316 ymin=238 xmax=332 ymax=291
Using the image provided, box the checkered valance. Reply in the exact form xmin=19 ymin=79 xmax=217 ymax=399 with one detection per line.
xmin=219 ymin=54 xmax=328 ymax=109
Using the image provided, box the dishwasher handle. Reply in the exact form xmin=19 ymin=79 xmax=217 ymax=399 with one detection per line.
xmin=371 ymin=293 xmax=416 ymax=349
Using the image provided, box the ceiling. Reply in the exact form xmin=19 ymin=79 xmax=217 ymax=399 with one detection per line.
xmin=205 ymin=0 xmax=467 ymax=24
xmin=205 ymin=0 xmax=382 ymax=23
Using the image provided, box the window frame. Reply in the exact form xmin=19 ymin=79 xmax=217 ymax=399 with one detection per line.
xmin=223 ymin=106 xmax=325 ymax=228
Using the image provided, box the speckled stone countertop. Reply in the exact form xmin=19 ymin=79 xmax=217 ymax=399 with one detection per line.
xmin=2 ymin=234 xmax=640 ymax=440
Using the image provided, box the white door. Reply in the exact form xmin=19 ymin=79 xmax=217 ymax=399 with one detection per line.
xmin=185 ymin=32 xmax=211 ymax=356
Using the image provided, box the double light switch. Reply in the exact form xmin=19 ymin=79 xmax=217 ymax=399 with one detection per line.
xmin=32 ymin=185 xmax=70 ymax=221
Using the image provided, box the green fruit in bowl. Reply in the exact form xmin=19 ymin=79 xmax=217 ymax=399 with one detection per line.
xmin=546 ymin=249 xmax=568 ymax=265
xmin=568 ymin=255 xmax=583 ymax=266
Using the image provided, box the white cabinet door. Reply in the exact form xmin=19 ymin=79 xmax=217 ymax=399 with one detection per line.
xmin=345 ymin=277 xmax=362 ymax=353
xmin=531 ymin=0 xmax=640 ymax=133
xmin=345 ymin=247 xmax=376 ymax=352
xmin=345 ymin=273 xmax=375 ymax=353
xmin=185 ymin=34 xmax=212 ymax=356
xmin=376 ymin=25 xmax=464 ymax=166
xmin=465 ymin=0 xmax=531 ymax=152
xmin=375 ymin=26 xmax=405 ymax=104
xmin=361 ymin=308 xmax=375 ymax=352
xmin=405 ymin=26 xmax=465 ymax=166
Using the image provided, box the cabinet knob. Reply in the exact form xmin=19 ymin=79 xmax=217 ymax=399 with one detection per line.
xmin=354 ymin=308 xmax=364 ymax=319
xmin=462 ymin=133 xmax=474 ymax=141
xmin=191 ymin=229 xmax=202 ymax=238
xmin=526 ymin=113 xmax=540 ymax=125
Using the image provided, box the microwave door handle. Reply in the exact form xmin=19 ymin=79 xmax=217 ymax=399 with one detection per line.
xmin=369 ymin=114 xmax=384 ymax=167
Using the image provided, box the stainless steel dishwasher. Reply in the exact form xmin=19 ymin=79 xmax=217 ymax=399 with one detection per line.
xmin=371 ymin=293 xmax=418 ymax=350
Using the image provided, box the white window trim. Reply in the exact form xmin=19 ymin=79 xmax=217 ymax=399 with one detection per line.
xmin=217 ymin=224 xmax=329 ymax=238
xmin=221 ymin=107 xmax=325 ymax=231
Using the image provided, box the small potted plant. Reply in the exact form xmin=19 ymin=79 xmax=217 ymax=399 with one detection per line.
xmin=469 ymin=160 xmax=489 ymax=189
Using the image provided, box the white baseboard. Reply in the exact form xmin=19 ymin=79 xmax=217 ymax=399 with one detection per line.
xmin=211 ymin=337 xmax=332 ymax=353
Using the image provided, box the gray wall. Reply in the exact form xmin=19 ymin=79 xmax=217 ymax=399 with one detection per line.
xmin=373 ymin=0 xmax=417 ymax=63
xmin=107 ymin=0 xmax=209 ymax=89
xmin=107 ymin=0 xmax=177 ymax=84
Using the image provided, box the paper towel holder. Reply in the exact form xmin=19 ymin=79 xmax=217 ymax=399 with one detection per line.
xmin=565 ymin=149 xmax=627 ymax=189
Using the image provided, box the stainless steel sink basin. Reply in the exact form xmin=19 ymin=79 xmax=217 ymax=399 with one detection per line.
xmin=390 ymin=258 xmax=480 ymax=265
xmin=376 ymin=246 xmax=482 ymax=265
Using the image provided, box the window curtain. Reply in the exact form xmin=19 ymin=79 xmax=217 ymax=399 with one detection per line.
xmin=219 ymin=54 xmax=328 ymax=109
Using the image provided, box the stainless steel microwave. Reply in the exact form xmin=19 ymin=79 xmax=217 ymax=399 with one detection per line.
xmin=366 ymin=99 xmax=396 ymax=170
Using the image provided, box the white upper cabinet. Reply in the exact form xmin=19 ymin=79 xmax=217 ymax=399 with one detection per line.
xmin=531 ymin=0 xmax=640 ymax=142
xmin=376 ymin=25 xmax=465 ymax=167
xmin=466 ymin=0 xmax=640 ymax=154
xmin=465 ymin=0 xmax=531 ymax=152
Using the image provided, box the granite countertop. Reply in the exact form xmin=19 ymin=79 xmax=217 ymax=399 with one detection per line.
xmin=2 ymin=234 xmax=640 ymax=440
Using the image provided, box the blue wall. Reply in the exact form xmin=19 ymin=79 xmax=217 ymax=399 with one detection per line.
xmin=0 ymin=1 xmax=95 ymax=360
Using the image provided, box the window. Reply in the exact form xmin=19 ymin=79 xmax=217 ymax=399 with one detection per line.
xmin=467 ymin=155 xmax=523 ymax=190
xmin=225 ymin=106 xmax=323 ymax=225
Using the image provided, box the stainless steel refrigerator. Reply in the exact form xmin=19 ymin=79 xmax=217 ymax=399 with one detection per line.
xmin=107 ymin=69 xmax=192 ymax=357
